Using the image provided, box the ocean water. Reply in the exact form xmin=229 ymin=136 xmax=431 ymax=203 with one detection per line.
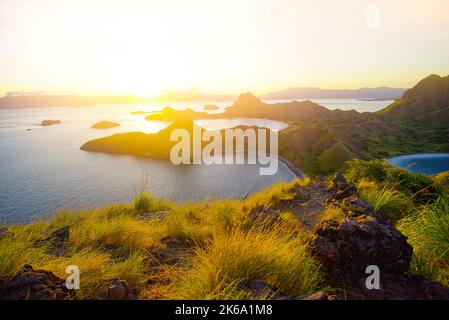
xmin=0 ymin=103 xmax=295 ymax=224
xmin=0 ymin=98 xmax=393 ymax=224
xmin=388 ymin=154 xmax=449 ymax=176
xmin=263 ymin=98 xmax=393 ymax=112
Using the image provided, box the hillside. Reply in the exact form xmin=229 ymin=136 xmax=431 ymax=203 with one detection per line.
xmin=80 ymin=75 xmax=449 ymax=176
xmin=1 ymin=162 xmax=449 ymax=300
xmin=379 ymin=74 xmax=449 ymax=128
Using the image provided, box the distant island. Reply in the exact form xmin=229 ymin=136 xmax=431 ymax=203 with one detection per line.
xmin=203 ymin=104 xmax=219 ymax=110
xmin=91 ymin=121 xmax=120 ymax=129
xmin=40 ymin=119 xmax=61 ymax=126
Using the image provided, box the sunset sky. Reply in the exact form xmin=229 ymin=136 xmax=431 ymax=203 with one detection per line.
xmin=1 ymin=0 xmax=449 ymax=97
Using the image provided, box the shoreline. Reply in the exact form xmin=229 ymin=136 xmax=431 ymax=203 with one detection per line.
xmin=277 ymin=156 xmax=306 ymax=179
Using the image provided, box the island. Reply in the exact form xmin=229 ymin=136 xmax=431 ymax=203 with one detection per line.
xmin=81 ymin=119 xmax=275 ymax=162
xmin=91 ymin=120 xmax=120 ymax=129
xmin=40 ymin=119 xmax=61 ymax=126
xmin=203 ymin=104 xmax=219 ymax=110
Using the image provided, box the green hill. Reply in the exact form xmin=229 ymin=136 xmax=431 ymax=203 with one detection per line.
xmin=379 ymin=74 xmax=449 ymax=128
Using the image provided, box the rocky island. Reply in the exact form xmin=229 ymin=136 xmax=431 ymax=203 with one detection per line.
xmin=40 ymin=119 xmax=61 ymax=126
xmin=91 ymin=120 xmax=120 ymax=129
xmin=203 ymin=104 xmax=219 ymax=110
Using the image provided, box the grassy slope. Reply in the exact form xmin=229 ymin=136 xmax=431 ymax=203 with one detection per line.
xmin=0 ymin=180 xmax=324 ymax=299
xmin=1 ymin=161 xmax=448 ymax=298
xmin=345 ymin=160 xmax=449 ymax=287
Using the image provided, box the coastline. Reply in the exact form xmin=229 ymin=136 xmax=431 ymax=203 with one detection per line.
xmin=277 ymin=156 xmax=306 ymax=179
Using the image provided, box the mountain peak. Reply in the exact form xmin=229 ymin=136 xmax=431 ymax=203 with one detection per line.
xmin=379 ymin=74 xmax=449 ymax=127
xmin=234 ymin=92 xmax=262 ymax=106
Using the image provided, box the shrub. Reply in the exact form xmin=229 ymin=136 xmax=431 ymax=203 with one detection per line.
xmin=357 ymin=180 xmax=413 ymax=221
xmin=345 ymin=159 xmax=441 ymax=204
xmin=133 ymin=192 xmax=171 ymax=214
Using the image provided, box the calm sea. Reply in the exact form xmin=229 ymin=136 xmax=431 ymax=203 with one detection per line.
xmin=0 ymin=99 xmax=391 ymax=224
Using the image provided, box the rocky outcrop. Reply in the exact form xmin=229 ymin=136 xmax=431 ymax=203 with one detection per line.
xmin=100 ymin=279 xmax=139 ymax=300
xmin=312 ymin=173 xmax=449 ymax=300
xmin=34 ymin=226 xmax=70 ymax=256
xmin=243 ymin=279 xmax=276 ymax=298
xmin=314 ymin=214 xmax=412 ymax=276
xmin=0 ymin=265 xmax=71 ymax=300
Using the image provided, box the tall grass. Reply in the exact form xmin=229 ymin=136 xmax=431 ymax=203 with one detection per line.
xmin=173 ymin=224 xmax=324 ymax=299
xmin=398 ymin=198 xmax=449 ymax=286
xmin=357 ymin=179 xmax=413 ymax=221
xmin=133 ymin=192 xmax=172 ymax=214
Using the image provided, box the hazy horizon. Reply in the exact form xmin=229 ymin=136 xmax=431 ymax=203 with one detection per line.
xmin=1 ymin=0 xmax=449 ymax=97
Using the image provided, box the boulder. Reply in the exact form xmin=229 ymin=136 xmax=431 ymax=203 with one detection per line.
xmin=328 ymin=173 xmax=357 ymax=201
xmin=312 ymin=174 xmax=449 ymax=299
xmin=243 ymin=279 xmax=275 ymax=298
xmin=0 ymin=265 xmax=71 ymax=300
xmin=34 ymin=226 xmax=70 ymax=256
xmin=314 ymin=214 xmax=412 ymax=276
xmin=100 ymin=279 xmax=139 ymax=300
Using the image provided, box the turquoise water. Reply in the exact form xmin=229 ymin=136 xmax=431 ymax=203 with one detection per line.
xmin=388 ymin=154 xmax=449 ymax=175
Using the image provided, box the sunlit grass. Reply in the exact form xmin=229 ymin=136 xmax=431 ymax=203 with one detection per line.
xmin=398 ymin=198 xmax=449 ymax=286
xmin=172 ymin=224 xmax=324 ymax=299
xmin=357 ymin=179 xmax=413 ymax=221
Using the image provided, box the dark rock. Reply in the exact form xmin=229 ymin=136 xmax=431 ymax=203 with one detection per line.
xmin=243 ymin=279 xmax=275 ymax=298
xmin=342 ymin=196 xmax=379 ymax=218
xmin=34 ymin=227 xmax=70 ymax=256
xmin=0 ymin=265 xmax=72 ymax=300
xmin=35 ymin=226 xmax=70 ymax=246
xmin=301 ymin=291 xmax=337 ymax=300
xmin=332 ymin=172 xmax=348 ymax=189
xmin=328 ymin=173 xmax=357 ymax=201
xmin=0 ymin=226 xmax=14 ymax=239
xmin=277 ymin=290 xmax=338 ymax=300
xmin=314 ymin=176 xmax=327 ymax=185
xmin=314 ymin=215 xmax=412 ymax=276
xmin=100 ymin=279 xmax=139 ymax=300
xmin=249 ymin=205 xmax=280 ymax=224
xmin=341 ymin=273 xmax=449 ymax=300
xmin=160 ymin=236 xmax=186 ymax=247
xmin=314 ymin=235 xmax=340 ymax=262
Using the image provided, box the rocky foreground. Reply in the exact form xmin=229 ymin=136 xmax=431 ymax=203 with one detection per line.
xmin=1 ymin=173 xmax=449 ymax=300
